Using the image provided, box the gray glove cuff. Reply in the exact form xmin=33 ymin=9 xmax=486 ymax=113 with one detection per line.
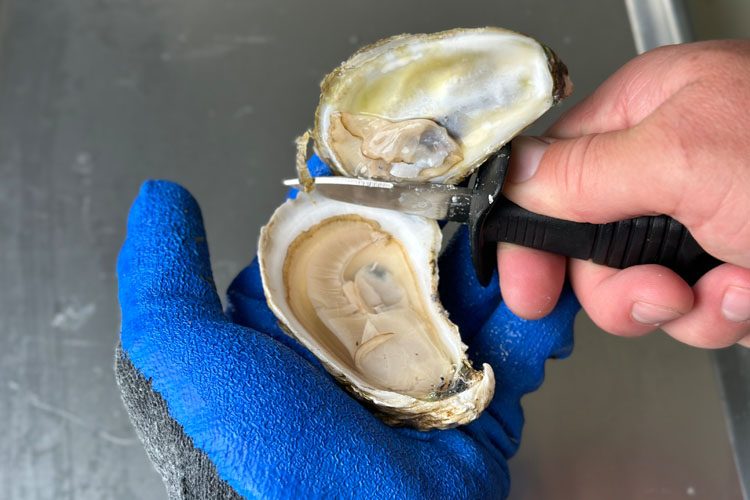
xmin=115 ymin=344 xmax=245 ymax=500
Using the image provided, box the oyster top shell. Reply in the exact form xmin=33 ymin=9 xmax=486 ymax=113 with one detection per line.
xmin=259 ymin=192 xmax=494 ymax=429
xmin=313 ymin=27 xmax=572 ymax=184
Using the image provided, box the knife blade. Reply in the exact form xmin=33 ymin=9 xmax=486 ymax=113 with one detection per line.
xmin=283 ymin=177 xmax=473 ymax=222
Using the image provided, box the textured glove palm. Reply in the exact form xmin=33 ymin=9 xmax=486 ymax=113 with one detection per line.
xmin=116 ymin=158 xmax=579 ymax=499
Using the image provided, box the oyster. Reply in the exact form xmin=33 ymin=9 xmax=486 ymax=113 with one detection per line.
xmin=311 ymin=27 xmax=572 ymax=184
xmin=259 ymin=193 xmax=494 ymax=429
xmin=260 ymin=28 xmax=572 ymax=428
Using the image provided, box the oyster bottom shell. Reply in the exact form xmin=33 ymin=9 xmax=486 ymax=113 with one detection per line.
xmin=259 ymin=193 xmax=494 ymax=429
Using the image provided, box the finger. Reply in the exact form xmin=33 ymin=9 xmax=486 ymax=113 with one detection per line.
xmin=661 ymin=264 xmax=750 ymax=348
xmin=118 ymin=181 xmax=225 ymax=341
xmin=438 ymin=225 xmax=501 ymax=339
xmin=568 ymin=260 xmax=695 ymax=336
xmin=504 ymin=48 xmax=719 ymax=224
xmin=505 ymin=129 xmax=685 ymax=225
xmin=496 ymin=243 xmax=565 ymax=320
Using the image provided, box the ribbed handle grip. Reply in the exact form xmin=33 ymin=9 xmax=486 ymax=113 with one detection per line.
xmin=482 ymin=198 xmax=722 ymax=285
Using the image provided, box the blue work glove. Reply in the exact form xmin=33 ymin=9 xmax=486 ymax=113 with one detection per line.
xmin=116 ymin=157 xmax=580 ymax=500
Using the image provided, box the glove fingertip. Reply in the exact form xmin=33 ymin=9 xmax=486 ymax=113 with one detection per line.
xmin=307 ymin=155 xmax=331 ymax=177
xmin=139 ymin=178 xmax=195 ymax=202
xmin=118 ymin=180 xmax=224 ymax=335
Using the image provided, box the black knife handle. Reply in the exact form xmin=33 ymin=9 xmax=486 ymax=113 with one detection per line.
xmin=469 ymin=144 xmax=723 ymax=286
xmin=482 ymin=199 xmax=721 ymax=286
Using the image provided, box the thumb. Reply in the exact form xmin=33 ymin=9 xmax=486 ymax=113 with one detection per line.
xmin=503 ymin=132 xmax=684 ymax=225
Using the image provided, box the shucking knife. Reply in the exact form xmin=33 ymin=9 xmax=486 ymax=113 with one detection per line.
xmin=284 ymin=144 xmax=722 ymax=287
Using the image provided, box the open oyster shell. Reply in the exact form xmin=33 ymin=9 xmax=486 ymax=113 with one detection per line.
xmin=312 ymin=27 xmax=572 ymax=184
xmin=260 ymin=28 xmax=572 ymax=429
xmin=258 ymin=193 xmax=494 ymax=430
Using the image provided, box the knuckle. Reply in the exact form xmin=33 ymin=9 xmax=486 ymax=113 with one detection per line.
xmin=554 ymin=135 xmax=603 ymax=221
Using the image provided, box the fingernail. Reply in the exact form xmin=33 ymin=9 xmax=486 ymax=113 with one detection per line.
xmin=508 ymin=136 xmax=551 ymax=183
xmin=721 ymin=286 xmax=750 ymax=323
xmin=631 ymin=301 xmax=683 ymax=326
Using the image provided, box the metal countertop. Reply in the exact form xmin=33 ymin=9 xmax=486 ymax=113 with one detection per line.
xmin=0 ymin=0 xmax=743 ymax=498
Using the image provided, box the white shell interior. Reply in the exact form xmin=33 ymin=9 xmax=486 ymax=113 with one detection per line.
xmin=316 ymin=28 xmax=556 ymax=184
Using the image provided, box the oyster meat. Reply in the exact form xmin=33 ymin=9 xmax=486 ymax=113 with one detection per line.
xmin=259 ymin=193 xmax=494 ymax=429
xmin=312 ymin=27 xmax=572 ymax=184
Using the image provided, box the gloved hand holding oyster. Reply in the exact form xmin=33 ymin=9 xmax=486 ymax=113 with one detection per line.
xmin=116 ymin=27 xmax=579 ymax=499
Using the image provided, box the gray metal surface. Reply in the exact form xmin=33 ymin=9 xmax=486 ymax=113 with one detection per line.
xmin=625 ymin=0 xmax=693 ymax=53
xmin=0 ymin=0 xmax=743 ymax=499
xmin=511 ymin=315 xmax=743 ymax=500
xmin=625 ymin=7 xmax=748 ymax=497
xmin=715 ymin=347 xmax=750 ymax=500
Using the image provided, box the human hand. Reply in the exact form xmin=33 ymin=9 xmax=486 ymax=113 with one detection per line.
xmin=498 ymin=40 xmax=750 ymax=348
xmin=116 ymin=160 xmax=579 ymax=499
